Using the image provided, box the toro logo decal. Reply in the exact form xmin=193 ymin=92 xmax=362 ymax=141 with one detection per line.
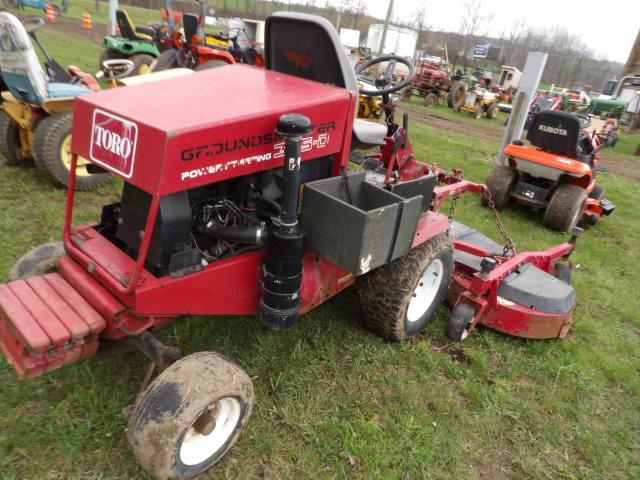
xmin=90 ymin=109 xmax=138 ymax=178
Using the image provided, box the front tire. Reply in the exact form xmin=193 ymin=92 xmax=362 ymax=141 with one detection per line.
xmin=129 ymin=352 xmax=254 ymax=480
xmin=7 ymin=242 xmax=64 ymax=281
xmin=0 ymin=111 xmax=22 ymax=165
xmin=543 ymin=183 xmax=587 ymax=232
xmin=446 ymin=303 xmax=476 ymax=341
xmin=423 ymin=92 xmax=437 ymax=107
xmin=195 ymin=60 xmax=230 ymax=71
xmin=33 ymin=113 xmax=109 ymax=190
xmin=483 ymin=165 xmax=518 ymax=209
xmin=486 ymin=103 xmax=498 ymax=119
xmin=359 ymin=234 xmax=454 ymax=341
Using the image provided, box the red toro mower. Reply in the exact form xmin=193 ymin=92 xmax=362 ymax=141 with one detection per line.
xmin=0 ymin=12 xmax=581 ymax=480
xmin=486 ymin=110 xmax=616 ymax=232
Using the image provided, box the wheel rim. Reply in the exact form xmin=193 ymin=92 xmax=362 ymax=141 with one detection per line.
xmin=179 ymin=397 xmax=242 ymax=467
xmin=61 ymin=134 xmax=92 ymax=177
xmin=406 ymin=259 xmax=444 ymax=323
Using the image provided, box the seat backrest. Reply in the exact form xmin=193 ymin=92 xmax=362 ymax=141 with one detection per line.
xmin=116 ymin=10 xmax=138 ymax=41
xmin=0 ymin=12 xmax=49 ymax=104
xmin=526 ymin=110 xmax=581 ymax=157
xmin=265 ymin=12 xmax=358 ymax=94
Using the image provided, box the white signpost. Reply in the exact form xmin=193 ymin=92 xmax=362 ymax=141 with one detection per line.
xmin=499 ymin=52 xmax=548 ymax=164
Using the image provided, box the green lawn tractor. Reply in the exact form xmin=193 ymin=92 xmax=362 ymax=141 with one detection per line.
xmin=100 ymin=9 xmax=164 ymax=76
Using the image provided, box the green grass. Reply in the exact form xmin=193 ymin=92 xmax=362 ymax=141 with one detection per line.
xmin=612 ymin=130 xmax=640 ymax=156
xmin=0 ymin=31 xmax=639 ymax=480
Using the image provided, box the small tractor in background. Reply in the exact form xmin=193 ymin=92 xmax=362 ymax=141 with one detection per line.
xmin=153 ymin=0 xmax=264 ymax=71
xmin=100 ymin=9 xmax=168 ymax=76
xmin=0 ymin=14 xmax=134 ymax=190
xmin=455 ymin=86 xmax=500 ymax=119
xmin=0 ymin=12 xmax=583 ymax=480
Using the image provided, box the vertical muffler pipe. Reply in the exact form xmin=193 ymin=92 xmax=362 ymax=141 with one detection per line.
xmin=260 ymin=113 xmax=311 ymax=331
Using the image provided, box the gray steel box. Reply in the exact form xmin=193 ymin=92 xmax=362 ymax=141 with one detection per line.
xmin=300 ymin=172 xmax=422 ymax=275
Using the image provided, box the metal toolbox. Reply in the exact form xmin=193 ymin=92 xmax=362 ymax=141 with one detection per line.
xmin=300 ymin=172 xmax=422 ymax=275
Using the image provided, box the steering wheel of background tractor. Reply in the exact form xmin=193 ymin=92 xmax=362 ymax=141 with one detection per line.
xmin=576 ymin=114 xmax=592 ymax=129
xmin=96 ymin=59 xmax=136 ymax=81
xmin=355 ymin=54 xmax=415 ymax=97
xmin=23 ymin=17 xmax=46 ymax=34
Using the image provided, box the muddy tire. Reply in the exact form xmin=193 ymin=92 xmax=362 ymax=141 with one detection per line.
xmin=33 ymin=112 xmax=109 ymax=190
xmin=359 ymin=234 xmax=454 ymax=341
xmin=153 ymin=48 xmax=181 ymax=71
xmin=448 ymin=81 xmax=465 ymax=112
xmin=423 ymin=92 xmax=437 ymax=107
xmin=7 ymin=242 xmax=64 ymax=281
xmin=0 ymin=111 xmax=22 ymax=165
xmin=473 ymin=105 xmax=483 ymax=119
xmin=446 ymin=302 xmax=476 ymax=341
xmin=486 ymin=103 xmax=498 ymax=119
xmin=554 ymin=263 xmax=572 ymax=285
xmin=589 ymin=184 xmax=604 ymax=200
xmin=129 ymin=53 xmax=155 ymax=75
xmin=195 ymin=60 xmax=229 ymax=71
xmin=483 ymin=165 xmax=518 ymax=210
xmin=128 ymin=352 xmax=254 ymax=480
xmin=543 ymin=183 xmax=587 ymax=232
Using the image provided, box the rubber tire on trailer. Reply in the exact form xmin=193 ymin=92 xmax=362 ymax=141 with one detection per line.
xmin=486 ymin=103 xmax=499 ymax=119
xmin=50 ymin=4 xmax=61 ymax=15
xmin=128 ymin=352 xmax=254 ymax=480
xmin=98 ymin=49 xmax=120 ymax=72
xmin=543 ymin=183 xmax=588 ymax=233
xmin=129 ymin=53 xmax=155 ymax=75
xmin=589 ymin=184 xmax=604 ymax=200
xmin=195 ymin=60 xmax=230 ymax=71
xmin=33 ymin=112 xmax=109 ymax=190
xmin=358 ymin=233 xmax=454 ymax=341
xmin=448 ymin=81 xmax=465 ymax=112
xmin=446 ymin=303 xmax=476 ymax=342
xmin=0 ymin=112 xmax=22 ymax=165
xmin=7 ymin=242 xmax=64 ymax=281
xmin=153 ymin=48 xmax=181 ymax=71
xmin=554 ymin=263 xmax=572 ymax=285
xmin=606 ymin=133 xmax=618 ymax=147
xmin=423 ymin=92 xmax=438 ymax=107
xmin=482 ymin=165 xmax=518 ymax=210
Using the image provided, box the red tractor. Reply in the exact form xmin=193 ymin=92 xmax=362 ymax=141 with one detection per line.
xmin=0 ymin=12 xmax=582 ymax=480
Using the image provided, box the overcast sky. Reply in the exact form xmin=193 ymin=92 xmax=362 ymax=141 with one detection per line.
xmin=343 ymin=0 xmax=637 ymax=63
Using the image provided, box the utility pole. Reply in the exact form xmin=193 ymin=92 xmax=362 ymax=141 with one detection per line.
xmin=378 ymin=0 xmax=394 ymax=56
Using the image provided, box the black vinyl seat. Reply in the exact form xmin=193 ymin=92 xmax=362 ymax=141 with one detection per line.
xmin=265 ymin=12 xmax=388 ymax=146
xmin=116 ymin=10 xmax=155 ymax=42
xmin=526 ymin=110 xmax=594 ymax=165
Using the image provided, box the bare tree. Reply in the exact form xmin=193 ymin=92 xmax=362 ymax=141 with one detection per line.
xmin=459 ymin=0 xmax=494 ymax=57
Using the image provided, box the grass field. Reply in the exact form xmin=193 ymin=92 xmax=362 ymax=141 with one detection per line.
xmin=0 ymin=23 xmax=639 ymax=480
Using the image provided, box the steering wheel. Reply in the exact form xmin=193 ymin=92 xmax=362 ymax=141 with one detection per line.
xmin=355 ymin=54 xmax=415 ymax=97
xmin=576 ymin=113 xmax=592 ymax=129
xmin=96 ymin=59 xmax=136 ymax=81
xmin=23 ymin=17 xmax=45 ymax=34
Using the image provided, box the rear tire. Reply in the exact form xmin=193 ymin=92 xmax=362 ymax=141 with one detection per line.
xmin=153 ymin=48 xmax=181 ymax=71
xmin=483 ymin=165 xmax=518 ymax=210
xmin=129 ymin=53 xmax=155 ymax=75
xmin=543 ymin=183 xmax=587 ymax=232
xmin=423 ymin=92 xmax=437 ymax=107
xmin=7 ymin=242 xmax=64 ymax=281
xmin=448 ymin=81 xmax=465 ymax=112
xmin=486 ymin=103 xmax=498 ymax=119
xmin=0 ymin=111 xmax=22 ymax=165
xmin=195 ymin=60 xmax=230 ymax=71
xmin=33 ymin=113 xmax=109 ymax=190
xmin=129 ymin=352 xmax=254 ymax=480
xmin=446 ymin=303 xmax=476 ymax=341
xmin=359 ymin=234 xmax=454 ymax=341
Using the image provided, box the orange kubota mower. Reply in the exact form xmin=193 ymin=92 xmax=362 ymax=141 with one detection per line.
xmin=484 ymin=110 xmax=616 ymax=232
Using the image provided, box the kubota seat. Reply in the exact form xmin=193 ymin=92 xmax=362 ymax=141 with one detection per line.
xmin=265 ymin=12 xmax=388 ymax=146
xmin=527 ymin=110 xmax=594 ymax=165
xmin=115 ymin=10 xmax=154 ymax=42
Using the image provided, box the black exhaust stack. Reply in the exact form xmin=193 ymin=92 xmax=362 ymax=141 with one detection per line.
xmin=260 ymin=114 xmax=311 ymax=331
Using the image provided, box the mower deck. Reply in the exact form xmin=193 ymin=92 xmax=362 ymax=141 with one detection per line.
xmin=0 ymin=273 xmax=106 ymax=378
